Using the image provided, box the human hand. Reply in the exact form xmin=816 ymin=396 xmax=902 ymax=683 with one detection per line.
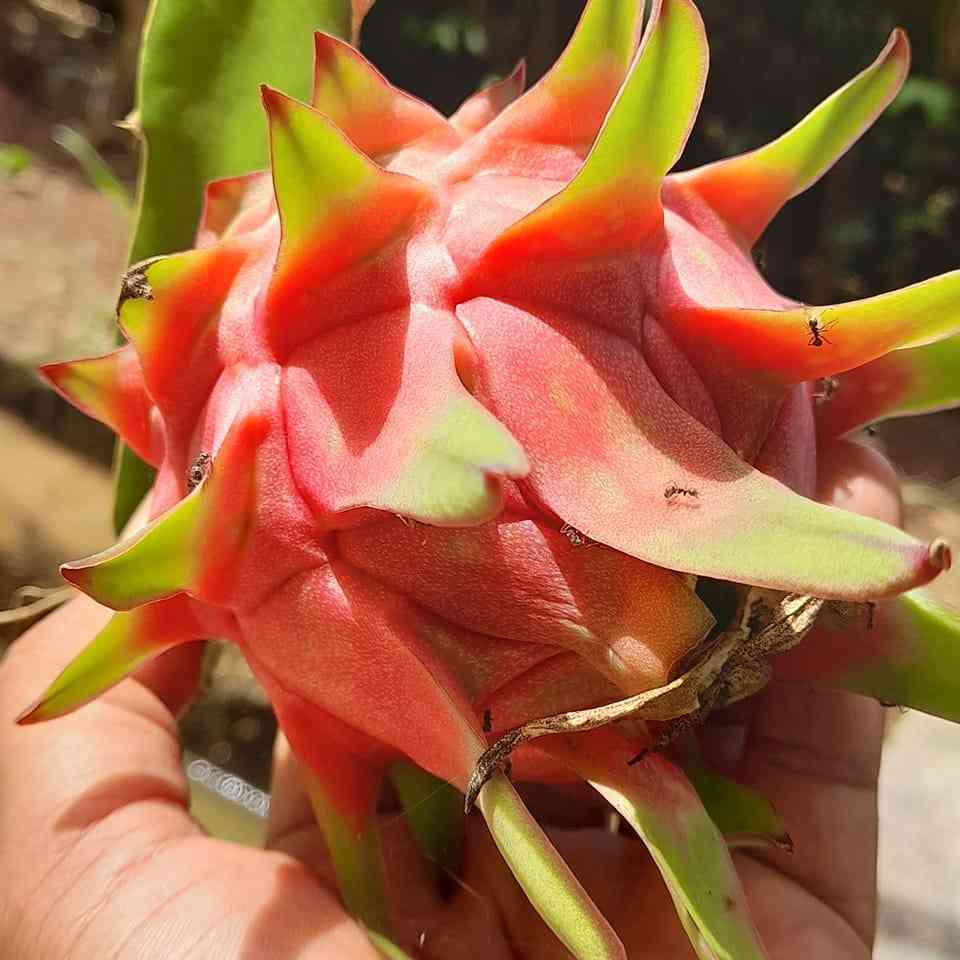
xmin=0 ymin=436 xmax=896 ymax=958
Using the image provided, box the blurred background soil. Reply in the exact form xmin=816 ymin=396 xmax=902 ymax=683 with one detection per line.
xmin=0 ymin=0 xmax=958 ymax=953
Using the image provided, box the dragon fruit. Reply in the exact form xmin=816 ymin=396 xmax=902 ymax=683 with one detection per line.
xmin=20 ymin=0 xmax=960 ymax=955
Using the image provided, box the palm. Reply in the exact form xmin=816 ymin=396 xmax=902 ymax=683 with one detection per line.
xmin=0 ymin=605 xmax=877 ymax=960
xmin=0 ymin=441 xmax=895 ymax=958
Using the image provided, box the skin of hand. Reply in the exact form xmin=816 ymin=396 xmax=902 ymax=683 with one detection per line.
xmin=0 ymin=437 xmax=899 ymax=960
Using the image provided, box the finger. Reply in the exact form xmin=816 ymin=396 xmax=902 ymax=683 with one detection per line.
xmin=816 ymin=437 xmax=903 ymax=526
xmin=516 ymin=780 xmax=612 ymax=830
xmin=264 ymin=731 xmax=345 ymax=893
xmin=423 ymin=817 xmax=690 ymax=959
xmin=0 ymin=603 xmax=391 ymax=960
xmin=0 ymin=594 xmax=196 ymax=824
xmin=733 ymin=438 xmax=901 ymax=945
xmin=3 ymin=824 xmax=385 ymax=960
xmin=418 ymin=816 xmax=529 ymax=960
xmin=0 ymin=597 xmax=202 ymax=952
xmin=267 ymin=732 xmax=448 ymax=951
xmin=84 ymin=840 xmax=386 ymax=960
xmin=733 ymin=851 xmax=873 ymax=960
xmin=267 ymin=731 xmax=317 ymax=843
xmin=737 ymin=683 xmax=882 ymax=945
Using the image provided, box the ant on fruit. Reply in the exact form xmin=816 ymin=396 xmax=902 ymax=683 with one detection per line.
xmin=186 ymin=452 xmax=212 ymax=491
xmin=806 ymin=314 xmax=837 ymax=347
xmin=482 ymin=709 xmax=493 ymax=733
xmin=664 ymin=485 xmax=699 ymax=500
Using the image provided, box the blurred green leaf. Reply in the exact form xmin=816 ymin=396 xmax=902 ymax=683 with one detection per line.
xmin=389 ymin=761 xmax=464 ymax=877
xmin=113 ymin=443 xmax=157 ymax=533
xmin=115 ymin=0 xmax=357 ymax=531
xmin=128 ymin=0 xmax=354 ymax=263
xmin=399 ymin=12 xmax=485 ymax=56
xmin=890 ymin=77 xmax=959 ymax=130
xmin=0 ymin=144 xmax=32 ymax=176
xmin=826 ymin=216 xmax=874 ymax=252
xmin=366 ymin=932 xmax=414 ymax=960
xmin=52 ymin=126 xmax=131 ymax=213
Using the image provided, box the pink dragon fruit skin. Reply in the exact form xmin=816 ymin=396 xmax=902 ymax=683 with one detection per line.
xmin=23 ymin=1 xmax=960 ymax=955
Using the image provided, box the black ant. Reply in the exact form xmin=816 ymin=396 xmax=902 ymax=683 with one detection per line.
xmin=186 ymin=452 xmax=212 ymax=491
xmin=482 ymin=709 xmax=493 ymax=733
xmin=664 ymin=485 xmax=699 ymax=500
xmin=806 ymin=315 xmax=837 ymax=348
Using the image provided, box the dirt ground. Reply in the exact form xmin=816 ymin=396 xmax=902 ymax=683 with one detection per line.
xmin=2 ymin=145 xmax=959 ymax=955
xmin=0 ymin=156 xmax=122 ymax=604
